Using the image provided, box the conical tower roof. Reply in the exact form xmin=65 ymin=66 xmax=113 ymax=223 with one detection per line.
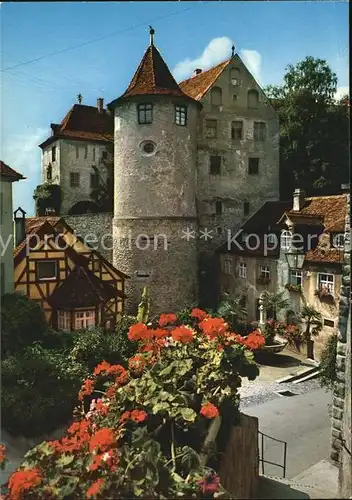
xmin=108 ymin=28 xmax=200 ymax=108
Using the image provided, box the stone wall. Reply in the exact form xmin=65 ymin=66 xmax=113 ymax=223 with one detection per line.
xmin=330 ymin=191 xmax=350 ymax=500
xmin=64 ymin=212 xmax=113 ymax=262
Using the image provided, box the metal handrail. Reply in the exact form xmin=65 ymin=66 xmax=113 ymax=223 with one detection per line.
xmin=258 ymin=430 xmax=288 ymax=478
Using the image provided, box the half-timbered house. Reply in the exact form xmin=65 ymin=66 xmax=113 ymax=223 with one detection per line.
xmin=13 ymin=214 xmax=128 ymax=331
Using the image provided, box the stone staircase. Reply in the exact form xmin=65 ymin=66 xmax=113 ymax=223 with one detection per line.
xmin=255 ymin=460 xmax=339 ymax=499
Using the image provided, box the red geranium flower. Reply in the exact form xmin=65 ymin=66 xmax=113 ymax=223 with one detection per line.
xmin=158 ymin=313 xmax=177 ymax=327
xmin=8 ymin=469 xmax=42 ymax=498
xmin=171 ymin=325 xmax=195 ymax=343
xmin=128 ymin=323 xmax=149 ymax=341
xmin=93 ymin=360 xmax=111 ymax=376
xmin=200 ymin=402 xmax=219 ymax=419
xmin=244 ymin=331 xmax=265 ymax=350
xmin=89 ymin=428 xmax=116 ymax=453
xmin=190 ymin=308 xmax=208 ymax=321
xmin=130 ymin=409 xmax=148 ymax=423
xmin=86 ymin=478 xmax=105 ymax=498
xmin=120 ymin=411 xmax=130 ymax=423
xmin=78 ymin=378 xmax=95 ymax=401
xmin=199 ymin=317 xmax=228 ymax=338
xmin=152 ymin=328 xmax=168 ymax=339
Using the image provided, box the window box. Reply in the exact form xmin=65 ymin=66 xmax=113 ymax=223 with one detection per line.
xmin=315 ymin=287 xmax=334 ymax=301
xmin=285 ymin=283 xmax=302 ymax=293
xmin=256 ymin=276 xmax=271 ymax=285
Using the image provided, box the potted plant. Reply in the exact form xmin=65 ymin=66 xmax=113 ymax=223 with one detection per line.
xmin=314 ymin=286 xmax=334 ymax=302
xmin=300 ymin=304 xmax=323 ymax=359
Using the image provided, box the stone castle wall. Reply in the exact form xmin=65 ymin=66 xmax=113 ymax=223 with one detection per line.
xmin=330 ymin=191 xmax=350 ymax=498
xmin=65 ymin=212 xmax=113 ymax=262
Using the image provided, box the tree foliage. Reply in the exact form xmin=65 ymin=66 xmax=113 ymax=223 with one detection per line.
xmin=265 ymin=56 xmax=349 ymax=198
xmin=318 ymin=334 xmax=338 ymax=390
xmin=33 ymin=183 xmax=62 ymax=216
xmin=1 ymin=293 xmax=48 ymax=356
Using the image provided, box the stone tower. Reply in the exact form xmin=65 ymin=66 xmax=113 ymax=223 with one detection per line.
xmin=108 ymin=28 xmax=201 ymax=314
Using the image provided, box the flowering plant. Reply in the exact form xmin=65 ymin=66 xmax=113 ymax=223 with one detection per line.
xmin=5 ymin=308 xmax=263 ymax=499
xmin=314 ymin=287 xmax=334 ymax=300
xmin=282 ymin=324 xmax=304 ymax=351
xmin=263 ymin=319 xmax=286 ymax=345
xmin=285 ymin=283 xmax=302 ymax=293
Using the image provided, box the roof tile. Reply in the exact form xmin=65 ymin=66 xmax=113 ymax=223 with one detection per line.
xmin=179 ymin=59 xmax=231 ymax=101
xmin=0 ymin=161 xmax=25 ymax=181
xmin=39 ymin=104 xmax=113 ymax=148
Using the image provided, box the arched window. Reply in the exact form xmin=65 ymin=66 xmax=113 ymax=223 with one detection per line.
xmin=281 ymin=230 xmax=292 ymax=250
xmin=211 ymin=87 xmax=222 ymax=106
xmin=230 ymin=68 xmax=240 ymax=86
xmin=47 ymin=164 xmax=52 ymax=181
xmin=247 ymin=89 xmax=259 ymax=108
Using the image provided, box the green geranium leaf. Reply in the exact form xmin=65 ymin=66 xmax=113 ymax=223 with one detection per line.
xmin=180 ymin=407 xmax=197 ymax=422
xmin=56 ymin=454 xmax=74 ymax=467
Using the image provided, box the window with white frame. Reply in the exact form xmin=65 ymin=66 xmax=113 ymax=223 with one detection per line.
xmin=290 ymin=269 xmax=303 ymax=285
xmin=239 ymin=262 xmax=247 ymax=278
xmin=260 ymin=265 xmax=270 ymax=279
xmin=281 ymin=230 xmax=292 ymax=250
xmin=223 ymin=256 xmax=232 ymax=275
xmin=58 ymin=310 xmax=71 ymax=332
xmin=318 ymin=273 xmax=334 ymax=294
xmin=74 ymin=310 xmax=96 ymax=330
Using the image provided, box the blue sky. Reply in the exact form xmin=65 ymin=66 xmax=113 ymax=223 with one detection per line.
xmin=1 ymin=1 xmax=349 ymax=216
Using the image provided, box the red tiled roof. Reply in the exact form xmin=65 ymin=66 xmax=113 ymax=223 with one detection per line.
xmin=179 ymin=59 xmax=231 ymax=101
xmin=109 ymin=44 xmax=199 ymax=107
xmin=0 ymin=161 xmax=25 ymax=181
xmin=288 ymin=195 xmax=347 ymax=233
xmin=39 ymin=104 xmax=114 ymax=149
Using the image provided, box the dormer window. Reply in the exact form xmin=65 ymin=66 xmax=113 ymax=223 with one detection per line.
xmin=137 ymin=103 xmax=153 ymax=124
xmin=281 ymin=230 xmax=292 ymax=250
xmin=175 ymin=105 xmax=187 ymax=126
xmin=332 ymin=233 xmax=344 ymax=249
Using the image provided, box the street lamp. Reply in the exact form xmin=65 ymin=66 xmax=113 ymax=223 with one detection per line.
xmin=285 ymin=248 xmax=305 ymax=269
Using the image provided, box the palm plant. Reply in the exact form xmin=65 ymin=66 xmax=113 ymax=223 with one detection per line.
xmin=300 ymin=304 xmax=323 ymax=359
xmin=217 ymin=293 xmax=247 ymax=330
xmin=261 ymin=291 xmax=290 ymax=320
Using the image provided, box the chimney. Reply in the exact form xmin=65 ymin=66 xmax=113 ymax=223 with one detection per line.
xmin=13 ymin=207 xmax=26 ymax=247
xmin=292 ymin=188 xmax=305 ymax=212
xmin=194 ymin=68 xmax=202 ymax=76
xmin=97 ymin=98 xmax=104 ymax=113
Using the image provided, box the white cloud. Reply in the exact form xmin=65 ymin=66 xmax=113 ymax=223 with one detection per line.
xmin=335 ymin=86 xmax=349 ymax=101
xmin=173 ymin=37 xmax=233 ymax=82
xmin=2 ymin=127 xmax=47 ymax=174
xmin=240 ymin=49 xmax=262 ymax=84
xmin=2 ymin=127 xmax=47 ymax=215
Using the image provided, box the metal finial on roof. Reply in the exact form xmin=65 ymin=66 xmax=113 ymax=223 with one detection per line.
xmin=231 ymin=45 xmax=235 ymax=57
xmin=77 ymin=93 xmax=83 ymax=104
xmin=149 ymin=26 xmax=155 ymax=46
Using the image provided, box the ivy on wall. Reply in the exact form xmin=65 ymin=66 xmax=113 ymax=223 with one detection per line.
xmin=33 ymin=183 xmax=62 ymax=216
